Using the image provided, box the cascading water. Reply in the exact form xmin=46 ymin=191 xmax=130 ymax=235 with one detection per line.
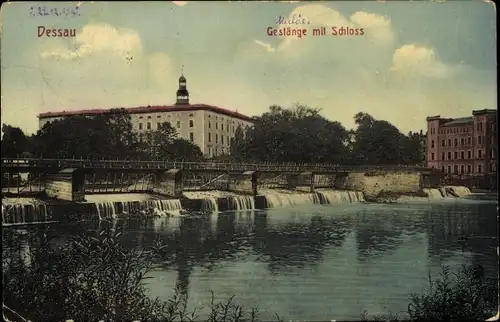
xmin=315 ymin=190 xmax=365 ymax=204
xmin=261 ymin=189 xmax=365 ymax=209
xmin=446 ymin=186 xmax=471 ymax=197
xmin=262 ymin=190 xmax=319 ymax=208
xmin=228 ymin=195 xmax=255 ymax=210
xmin=2 ymin=199 xmax=51 ymax=225
xmin=200 ymin=197 xmax=219 ymax=212
xmin=95 ymin=202 xmax=117 ymax=220
xmin=423 ymin=188 xmax=445 ymax=199
xmin=93 ymin=198 xmax=184 ymax=219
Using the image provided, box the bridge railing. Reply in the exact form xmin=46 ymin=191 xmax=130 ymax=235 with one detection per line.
xmin=1 ymin=158 xmax=434 ymax=172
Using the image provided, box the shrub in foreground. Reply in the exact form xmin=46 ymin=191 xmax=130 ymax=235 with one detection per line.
xmin=3 ymin=231 xmax=496 ymax=322
xmin=2 ymin=230 xmax=264 ymax=321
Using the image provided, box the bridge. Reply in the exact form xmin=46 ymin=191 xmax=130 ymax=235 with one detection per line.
xmin=1 ymin=158 xmax=442 ymax=201
xmin=1 ymin=158 xmax=434 ymax=173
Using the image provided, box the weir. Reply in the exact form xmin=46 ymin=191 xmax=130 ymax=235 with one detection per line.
xmin=2 ymin=185 xmax=474 ymax=226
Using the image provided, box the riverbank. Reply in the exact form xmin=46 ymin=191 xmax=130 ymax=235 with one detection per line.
xmin=1 ymin=185 xmax=484 ymax=226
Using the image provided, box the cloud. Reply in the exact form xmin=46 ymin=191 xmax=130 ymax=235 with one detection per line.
xmin=350 ymin=11 xmax=393 ymax=43
xmin=172 ymin=1 xmax=188 ymax=7
xmin=40 ymin=24 xmax=142 ymax=60
xmin=390 ymin=44 xmax=454 ymax=78
xmin=249 ymin=4 xmax=395 ymax=65
xmin=254 ymin=40 xmax=276 ymax=53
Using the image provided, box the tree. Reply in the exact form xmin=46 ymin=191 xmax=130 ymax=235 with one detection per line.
xmin=231 ymin=104 xmax=349 ymax=163
xmin=99 ymin=108 xmax=140 ymax=158
xmin=1 ymin=124 xmax=28 ymax=157
xmin=167 ymin=139 xmax=204 ymax=161
xmin=351 ymin=112 xmax=424 ymax=165
xmin=229 ymin=125 xmax=247 ymax=161
xmin=145 ymin=122 xmax=204 ymax=161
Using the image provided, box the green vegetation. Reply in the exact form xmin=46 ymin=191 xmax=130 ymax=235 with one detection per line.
xmin=1 ymin=104 xmax=426 ymax=164
xmin=1 ymin=108 xmax=203 ymax=161
xmin=3 ymin=232 xmax=496 ymax=322
xmin=230 ymin=105 xmax=426 ymax=164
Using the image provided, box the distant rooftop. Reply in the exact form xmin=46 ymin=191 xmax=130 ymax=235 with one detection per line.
xmin=442 ymin=117 xmax=474 ymax=127
xmin=38 ymin=104 xmax=253 ymax=122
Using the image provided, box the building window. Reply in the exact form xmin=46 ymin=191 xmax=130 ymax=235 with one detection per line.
xmin=208 ymin=133 xmax=212 ymax=143
xmin=460 ymin=165 xmax=464 ymax=173
xmin=454 ymin=151 xmax=458 ymax=160
xmin=227 ymin=136 xmax=230 ymax=144
xmin=467 ymin=165 xmax=471 ymax=173
xmin=491 ymin=149 xmax=495 ymax=159
xmin=215 ymin=134 xmax=218 ymax=144
xmin=460 ymin=151 xmax=464 ymax=159
xmin=467 ymin=150 xmax=472 ymax=159
xmin=477 ymin=164 xmax=482 ymax=173
xmin=447 ymin=166 xmax=451 ymax=173
xmin=478 ymin=136 xmax=482 ymax=144
xmin=221 ymin=123 xmax=224 ymax=131
xmin=157 ymin=115 xmax=161 ymax=118
xmin=431 ymin=140 xmax=435 ymax=148
xmin=147 ymin=122 xmax=151 ymax=130
xmin=441 ymin=166 xmax=445 ymax=173
xmin=148 ymin=116 xmax=151 ymax=119
xmin=467 ymin=137 xmax=472 ymax=145
xmin=460 ymin=138 xmax=464 ymax=146
xmin=454 ymin=165 xmax=458 ymax=173
xmin=189 ymin=132 xmax=194 ymax=142
xmin=209 ymin=122 xmax=211 ymax=129
xmin=139 ymin=123 xmax=143 ymax=130
xmin=454 ymin=138 xmax=458 ymax=146
xmin=221 ymin=135 xmax=224 ymax=144
xmin=215 ymin=123 xmax=218 ymax=130
xmin=441 ymin=139 xmax=445 ymax=147
xmin=177 ymin=121 xmax=181 ymax=128
xmin=441 ymin=152 xmax=445 ymax=160
xmin=227 ymin=125 xmax=230 ymax=133
xmin=189 ymin=120 xmax=194 ymax=128
xmin=431 ymin=153 xmax=434 ymax=161
xmin=448 ymin=152 xmax=452 ymax=160
xmin=448 ymin=139 xmax=452 ymax=146
xmin=478 ymin=150 xmax=482 ymax=159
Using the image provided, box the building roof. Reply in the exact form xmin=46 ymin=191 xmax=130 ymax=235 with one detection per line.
xmin=38 ymin=104 xmax=254 ymax=122
xmin=441 ymin=117 xmax=473 ymax=127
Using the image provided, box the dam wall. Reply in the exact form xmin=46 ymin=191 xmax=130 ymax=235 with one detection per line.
xmin=334 ymin=171 xmax=425 ymax=200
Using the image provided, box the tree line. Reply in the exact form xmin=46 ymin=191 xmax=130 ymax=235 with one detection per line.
xmin=1 ymin=108 xmax=203 ymax=161
xmin=230 ymin=104 xmax=426 ymax=165
xmin=1 ymin=105 xmax=426 ymax=164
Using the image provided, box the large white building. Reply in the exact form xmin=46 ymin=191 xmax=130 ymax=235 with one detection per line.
xmin=37 ymin=74 xmax=254 ymax=158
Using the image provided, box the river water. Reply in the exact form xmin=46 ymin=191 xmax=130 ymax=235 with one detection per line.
xmin=2 ymin=195 xmax=498 ymax=320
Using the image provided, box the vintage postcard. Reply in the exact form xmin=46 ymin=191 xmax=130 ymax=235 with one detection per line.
xmin=1 ymin=1 xmax=498 ymax=321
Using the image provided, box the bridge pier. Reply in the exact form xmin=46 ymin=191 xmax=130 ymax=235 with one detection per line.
xmin=227 ymin=171 xmax=256 ymax=195
xmin=153 ymin=169 xmax=183 ymax=197
xmin=45 ymin=168 xmax=85 ymax=201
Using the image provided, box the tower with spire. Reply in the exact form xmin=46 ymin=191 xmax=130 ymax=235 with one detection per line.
xmin=175 ymin=66 xmax=190 ymax=105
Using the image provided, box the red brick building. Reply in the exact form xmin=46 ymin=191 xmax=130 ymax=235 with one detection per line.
xmin=426 ymin=109 xmax=497 ymax=187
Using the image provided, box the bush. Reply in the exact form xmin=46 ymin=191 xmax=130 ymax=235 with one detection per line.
xmin=3 ymin=230 xmax=496 ymax=322
xmin=407 ymin=264 xmax=497 ymax=322
xmin=2 ymin=230 xmax=262 ymax=322
xmin=361 ymin=264 xmax=498 ymax=322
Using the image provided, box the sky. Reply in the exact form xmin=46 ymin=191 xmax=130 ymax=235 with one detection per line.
xmin=0 ymin=1 xmax=497 ymax=135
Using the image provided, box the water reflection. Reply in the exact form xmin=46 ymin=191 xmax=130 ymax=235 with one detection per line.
xmin=2 ymin=199 xmax=498 ymax=320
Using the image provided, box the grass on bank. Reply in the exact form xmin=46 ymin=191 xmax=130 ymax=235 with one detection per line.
xmin=2 ymin=230 xmax=497 ymax=322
